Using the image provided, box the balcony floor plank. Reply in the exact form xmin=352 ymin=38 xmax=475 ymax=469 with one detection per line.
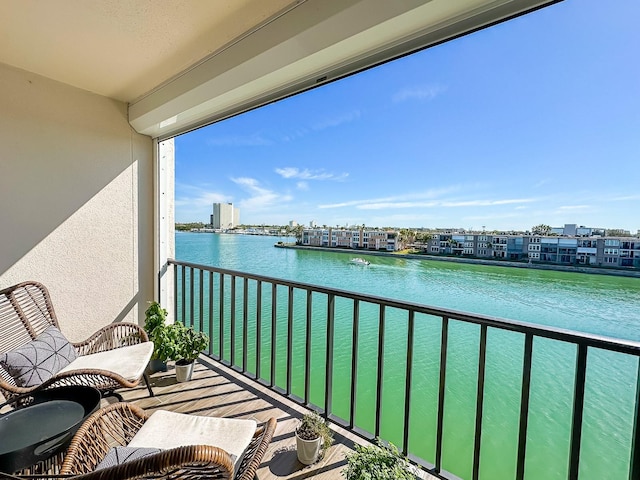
xmin=119 ymin=357 xmax=437 ymax=480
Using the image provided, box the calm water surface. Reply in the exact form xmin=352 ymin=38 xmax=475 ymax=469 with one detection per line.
xmin=176 ymin=232 xmax=640 ymax=339
xmin=176 ymin=232 xmax=640 ymax=480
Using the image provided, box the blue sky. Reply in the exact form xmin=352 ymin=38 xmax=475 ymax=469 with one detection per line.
xmin=175 ymin=0 xmax=639 ymax=232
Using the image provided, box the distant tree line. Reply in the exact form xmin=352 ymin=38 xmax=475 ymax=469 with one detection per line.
xmin=176 ymin=222 xmax=206 ymax=231
xmin=531 ymin=224 xmax=552 ymax=235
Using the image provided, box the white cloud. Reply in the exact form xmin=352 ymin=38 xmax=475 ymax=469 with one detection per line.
xmin=296 ymin=181 xmax=309 ymax=191
xmin=440 ymin=198 xmax=537 ymax=207
xmin=319 ymin=184 xmax=539 ymax=214
xmin=312 ymin=110 xmax=361 ymax=130
xmin=174 ymin=183 xmax=231 ymax=222
xmin=231 ymin=177 xmax=293 ymax=212
xmin=355 ymin=198 xmax=537 ymax=210
xmin=392 ymin=84 xmax=446 ymax=103
xmin=319 ymin=186 xmax=464 ymax=209
xmin=275 ymin=167 xmax=348 ymax=181
xmin=206 ymin=134 xmax=272 ymax=147
xmin=358 ymin=201 xmax=438 ymax=210
xmin=174 ymin=183 xmax=230 ymax=208
xmin=462 ymin=213 xmax=521 ymax=221
xmin=280 ymin=127 xmax=310 ymax=143
xmin=533 ymin=178 xmax=553 ymax=188
xmin=369 ymin=213 xmax=442 ymax=225
xmin=557 ymin=205 xmax=590 ymax=211
xmin=609 ymin=194 xmax=640 ymax=201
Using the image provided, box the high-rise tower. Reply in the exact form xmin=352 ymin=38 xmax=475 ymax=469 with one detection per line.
xmin=210 ymin=203 xmax=240 ymax=229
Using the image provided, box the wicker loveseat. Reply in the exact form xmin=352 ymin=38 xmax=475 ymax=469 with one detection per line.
xmin=59 ymin=402 xmax=277 ymax=480
xmin=0 ymin=281 xmax=154 ymax=402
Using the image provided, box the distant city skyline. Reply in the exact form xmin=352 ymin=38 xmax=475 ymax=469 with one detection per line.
xmin=175 ymin=0 xmax=639 ymax=232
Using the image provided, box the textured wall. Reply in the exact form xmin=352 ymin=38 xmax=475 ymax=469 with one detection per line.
xmin=0 ymin=63 xmax=154 ymax=341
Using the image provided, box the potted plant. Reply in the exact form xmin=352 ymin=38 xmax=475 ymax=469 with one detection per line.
xmin=169 ymin=323 xmax=210 ymax=382
xmin=343 ymin=440 xmax=416 ymax=479
xmin=143 ymin=302 xmax=171 ymax=372
xmin=295 ymin=411 xmax=334 ymax=465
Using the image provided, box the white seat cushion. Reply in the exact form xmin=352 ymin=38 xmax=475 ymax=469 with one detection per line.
xmin=127 ymin=410 xmax=257 ymax=466
xmin=59 ymin=341 xmax=153 ymax=382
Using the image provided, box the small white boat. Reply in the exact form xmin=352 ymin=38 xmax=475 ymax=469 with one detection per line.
xmin=350 ymin=257 xmax=370 ymax=266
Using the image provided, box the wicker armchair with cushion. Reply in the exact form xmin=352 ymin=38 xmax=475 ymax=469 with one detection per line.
xmin=59 ymin=402 xmax=277 ymax=480
xmin=0 ymin=281 xmax=154 ymax=402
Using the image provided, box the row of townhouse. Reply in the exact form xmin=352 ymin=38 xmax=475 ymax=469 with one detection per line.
xmin=299 ymin=228 xmax=640 ymax=268
xmin=301 ymin=228 xmax=399 ymax=251
xmin=420 ymin=234 xmax=640 ymax=268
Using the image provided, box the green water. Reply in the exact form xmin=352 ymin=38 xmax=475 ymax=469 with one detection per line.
xmin=176 ymin=232 xmax=640 ymax=480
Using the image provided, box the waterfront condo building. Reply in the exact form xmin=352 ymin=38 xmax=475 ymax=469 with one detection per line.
xmin=302 ymin=227 xmax=399 ymax=251
xmin=423 ymin=233 xmax=640 ymax=268
xmin=301 ymin=228 xmax=640 ymax=269
xmin=210 ymin=203 xmax=240 ymax=230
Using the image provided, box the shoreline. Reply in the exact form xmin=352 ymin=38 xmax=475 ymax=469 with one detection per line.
xmin=276 ymin=243 xmax=640 ymax=278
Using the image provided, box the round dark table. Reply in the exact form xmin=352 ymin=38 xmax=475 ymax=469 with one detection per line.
xmin=0 ymin=386 xmax=101 ymax=474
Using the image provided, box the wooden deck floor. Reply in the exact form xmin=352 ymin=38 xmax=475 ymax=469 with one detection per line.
xmin=120 ymin=357 xmax=437 ymax=480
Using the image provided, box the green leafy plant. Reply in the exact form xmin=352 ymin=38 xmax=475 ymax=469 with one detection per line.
xmin=144 ymin=302 xmax=172 ymax=362
xmin=296 ymin=411 xmax=334 ymax=459
xmin=168 ymin=323 xmax=210 ymax=365
xmin=343 ymin=440 xmax=416 ymax=480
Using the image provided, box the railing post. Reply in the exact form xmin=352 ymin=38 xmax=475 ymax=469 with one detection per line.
xmin=304 ymin=290 xmax=312 ymax=405
xmin=324 ymin=293 xmax=335 ymax=417
xmin=208 ymin=271 xmax=214 ymax=356
xmin=629 ymin=359 xmax=640 ymax=480
xmin=256 ymin=281 xmax=262 ymax=379
xmin=472 ymin=324 xmax=488 ymax=480
xmin=243 ymin=277 xmax=249 ymax=373
xmin=181 ymin=265 xmax=186 ymax=324
xmin=402 ymin=310 xmax=415 ymax=456
xmin=270 ymin=284 xmax=277 ymax=387
xmin=375 ymin=304 xmax=386 ymax=438
xmin=230 ymin=275 xmax=236 ymax=367
xmin=189 ymin=267 xmax=194 ymax=328
xmin=568 ymin=343 xmax=588 ymax=480
xmin=435 ymin=316 xmax=449 ymax=473
xmin=349 ymin=299 xmax=360 ymax=429
xmin=219 ymin=273 xmax=225 ymax=362
xmin=199 ymin=269 xmax=204 ymax=332
xmin=287 ymin=285 xmax=294 ymax=395
xmin=516 ymin=333 xmax=534 ymax=480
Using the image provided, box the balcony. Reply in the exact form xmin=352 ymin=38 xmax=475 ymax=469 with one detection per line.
xmin=163 ymin=259 xmax=640 ymax=480
xmin=2 ymin=2 xmax=635 ymax=479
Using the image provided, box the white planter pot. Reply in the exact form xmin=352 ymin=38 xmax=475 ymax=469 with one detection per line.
xmin=175 ymin=361 xmax=194 ymax=382
xmin=296 ymin=433 xmax=321 ymax=465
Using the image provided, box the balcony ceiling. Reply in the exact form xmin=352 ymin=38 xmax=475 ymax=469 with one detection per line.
xmin=0 ymin=0 xmax=560 ymax=138
xmin=0 ymin=0 xmax=296 ymax=103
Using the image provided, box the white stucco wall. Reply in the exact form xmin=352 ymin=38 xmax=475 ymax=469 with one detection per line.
xmin=0 ymin=63 xmax=154 ymax=342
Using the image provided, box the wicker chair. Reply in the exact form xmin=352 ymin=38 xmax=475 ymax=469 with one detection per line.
xmin=0 ymin=281 xmax=154 ymax=402
xmin=59 ymin=402 xmax=277 ymax=480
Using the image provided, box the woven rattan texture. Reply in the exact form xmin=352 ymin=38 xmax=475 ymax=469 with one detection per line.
xmin=59 ymin=402 xmax=276 ymax=480
xmin=0 ymin=281 xmax=150 ymax=401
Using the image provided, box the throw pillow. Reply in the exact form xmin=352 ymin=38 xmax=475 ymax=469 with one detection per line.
xmin=0 ymin=326 xmax=77 ymax=387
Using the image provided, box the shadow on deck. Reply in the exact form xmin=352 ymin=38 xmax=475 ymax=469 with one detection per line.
xmin=120 ymin=357 xmax=436 ymax=480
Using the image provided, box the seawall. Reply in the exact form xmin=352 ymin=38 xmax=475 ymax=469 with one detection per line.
xmin=276 ymin=244 xmax=640 ymax=278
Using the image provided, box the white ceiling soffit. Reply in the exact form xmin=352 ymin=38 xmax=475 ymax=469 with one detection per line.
xmin=0 ymin=0 xmax=298 ymax=102
xmin=129 ymin=0 xmax=560 ymax=139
